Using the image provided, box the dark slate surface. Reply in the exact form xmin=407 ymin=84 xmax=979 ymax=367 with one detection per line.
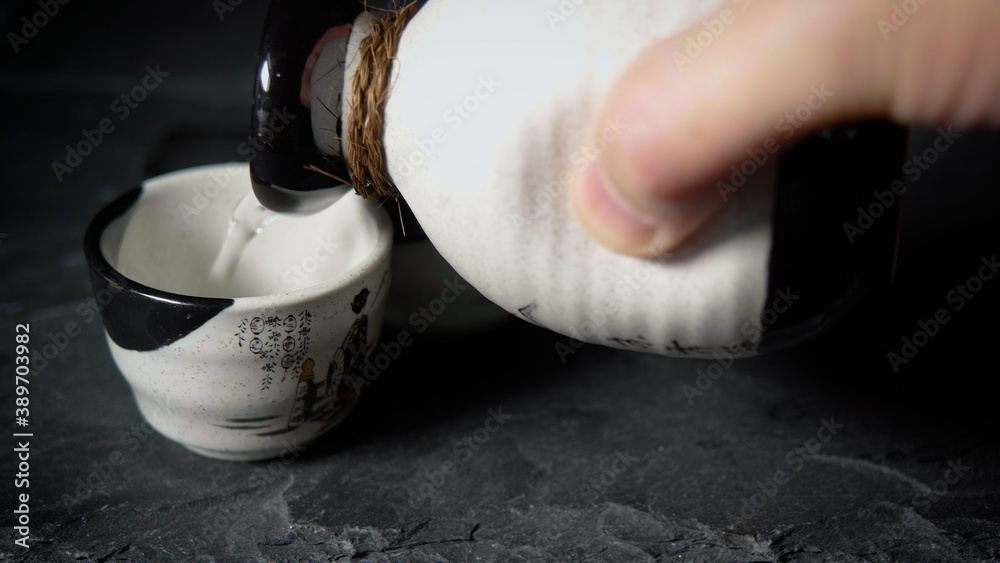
xmin=1 ymin=1 xmax=998 ymax=561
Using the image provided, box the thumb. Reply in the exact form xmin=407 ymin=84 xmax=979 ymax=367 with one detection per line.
xmin=570 ymin=0 xmax=998 ymax=257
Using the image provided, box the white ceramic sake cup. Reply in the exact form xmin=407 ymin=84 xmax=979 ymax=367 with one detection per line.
xmin=83 ymin=163 xmax=392 ymax=461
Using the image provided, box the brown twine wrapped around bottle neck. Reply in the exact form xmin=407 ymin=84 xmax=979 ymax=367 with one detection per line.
xmin=343 ymin=3 xmax=417 ymax=203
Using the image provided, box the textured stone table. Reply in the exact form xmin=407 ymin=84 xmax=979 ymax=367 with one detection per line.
xmin=1 ymin=1 xmax=998 ymax=561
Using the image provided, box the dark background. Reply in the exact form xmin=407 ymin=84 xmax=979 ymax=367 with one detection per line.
xmin=1 ymin=1 xmax=998 ymax=561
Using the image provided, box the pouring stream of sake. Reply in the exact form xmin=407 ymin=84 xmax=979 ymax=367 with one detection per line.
xmin=204 ymin=192 xmax=280 ymax=295
xmin=202 ymin=187 xmax=354 ymax=298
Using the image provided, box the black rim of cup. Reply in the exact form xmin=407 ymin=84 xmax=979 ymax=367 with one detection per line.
xmin=83 ymin=185 xmax=234 ymax=353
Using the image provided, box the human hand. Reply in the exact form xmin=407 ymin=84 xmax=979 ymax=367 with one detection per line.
xmin=570 ymin=0 xmax=1000 ymax=257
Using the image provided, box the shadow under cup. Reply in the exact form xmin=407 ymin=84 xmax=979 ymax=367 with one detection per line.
xmin=83 ymin=163 xmax=393 ymax=461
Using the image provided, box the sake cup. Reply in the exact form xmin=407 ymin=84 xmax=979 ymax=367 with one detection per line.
xmin=83 ymin=163 xmax=392 ymax=461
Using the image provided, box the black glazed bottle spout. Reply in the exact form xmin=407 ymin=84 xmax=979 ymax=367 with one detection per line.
xmin=249 ymin=0 xmax=362 ymax=214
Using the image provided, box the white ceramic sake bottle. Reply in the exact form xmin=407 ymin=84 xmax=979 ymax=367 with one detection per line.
xmin=258 ymin=0 xmax=905 ymax=358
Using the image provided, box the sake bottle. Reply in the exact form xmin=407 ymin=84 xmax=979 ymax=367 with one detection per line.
xmin=248 ymin=0 xmax=906 ymax=358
